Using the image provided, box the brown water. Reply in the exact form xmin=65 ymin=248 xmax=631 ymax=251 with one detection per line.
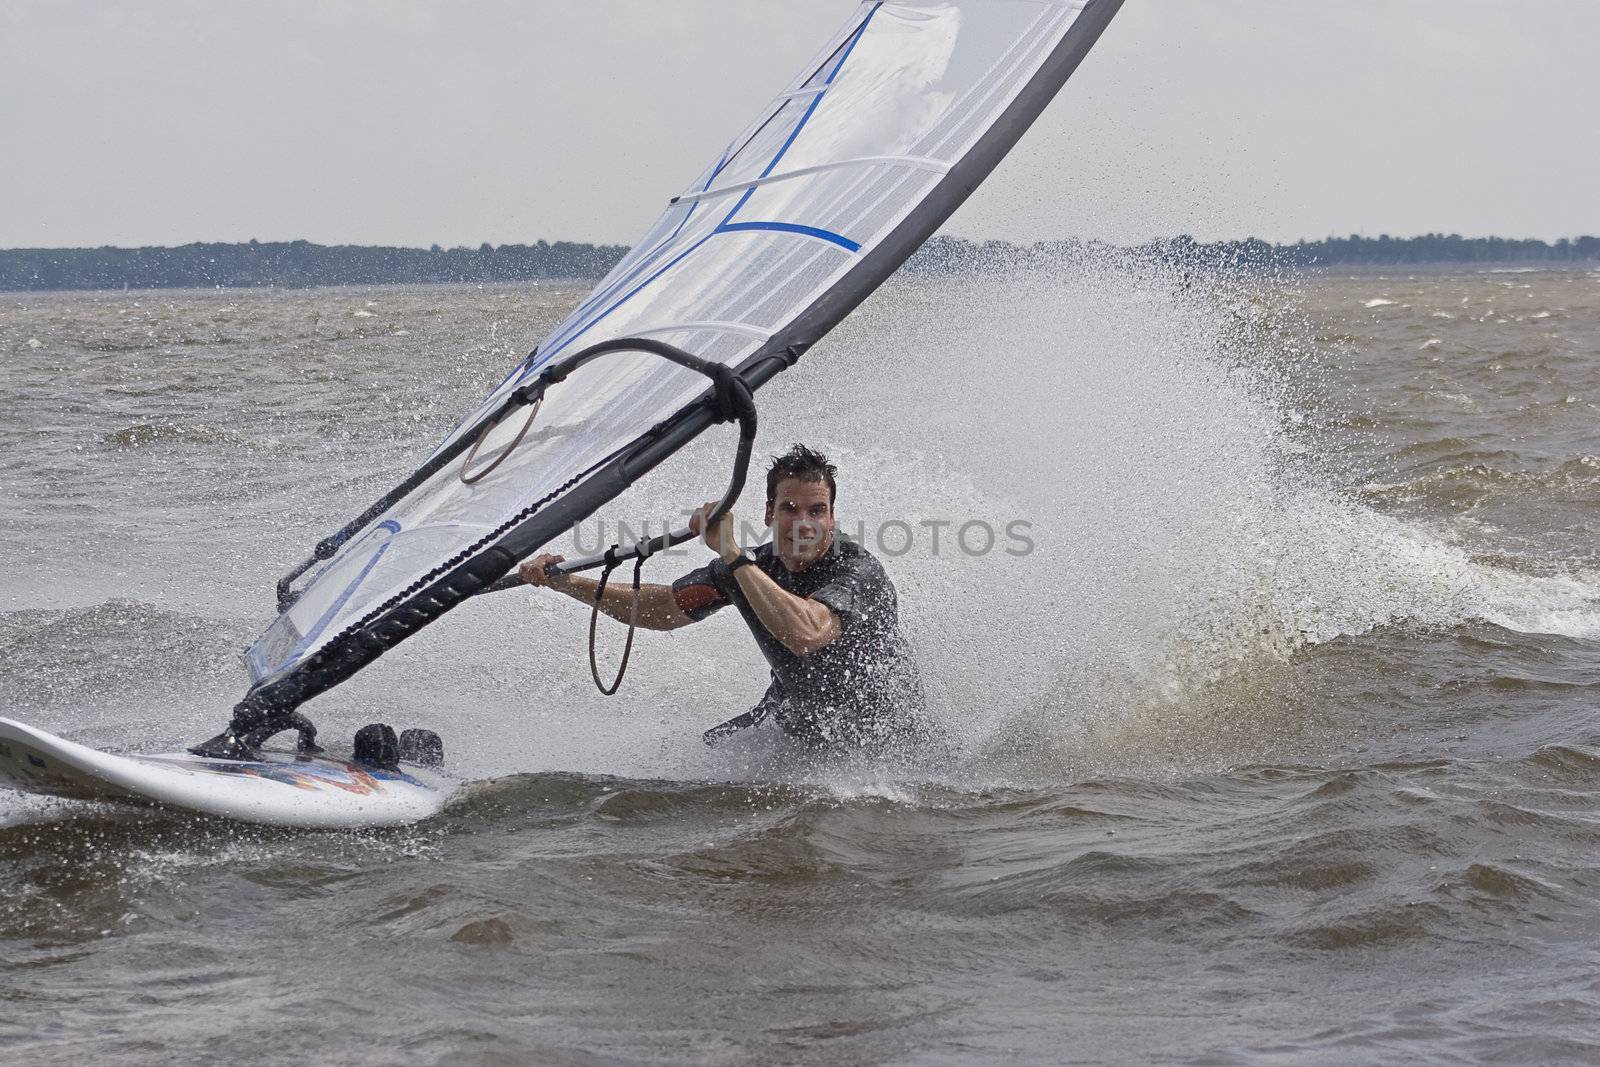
xmin=1 ymin=263 xmax=1597 ymax=1064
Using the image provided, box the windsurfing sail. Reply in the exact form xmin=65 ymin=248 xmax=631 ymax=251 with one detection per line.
xmin=243 ymin=0 xmax=1124 ymax=716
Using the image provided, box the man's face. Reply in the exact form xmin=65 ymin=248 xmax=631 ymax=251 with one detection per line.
xmin=764 ymin=477 xmax=835 ymax=571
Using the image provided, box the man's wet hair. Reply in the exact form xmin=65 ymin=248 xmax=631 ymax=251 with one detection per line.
xmin=766 ymin=443 xmax=837 ymax=506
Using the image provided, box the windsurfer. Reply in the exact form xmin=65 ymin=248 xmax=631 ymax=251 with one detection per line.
xmin=519 ymin=444 xmax=930 ymax=751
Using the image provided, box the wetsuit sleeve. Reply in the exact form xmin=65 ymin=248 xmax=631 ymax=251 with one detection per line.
xmin=671 ymin=560 xmax=732 ymax=622
xmin=809 ymin=553 xmax=888 ymax=632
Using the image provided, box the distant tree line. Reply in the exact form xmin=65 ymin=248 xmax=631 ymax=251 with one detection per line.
xmin=1283 ymin=233 xmax=1600 ymax=266
xmin=0 ymin=239 xmax=628 ymax=292
xmin=904 ymin=233 xmax=1600 ymax=274
xmin=2 ymin=233 xmax=1596 ymax=292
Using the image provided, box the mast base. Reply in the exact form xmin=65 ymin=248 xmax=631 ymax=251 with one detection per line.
xmin=188 ymin=702 xmax=322 ymax=762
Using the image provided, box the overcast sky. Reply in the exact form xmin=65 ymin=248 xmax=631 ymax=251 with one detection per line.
xmin=3 ymin=1 xmax=1595 ymax=249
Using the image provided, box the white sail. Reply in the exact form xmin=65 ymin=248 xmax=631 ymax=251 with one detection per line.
xmin=247 ymin=0 xmax=1123 ymax=695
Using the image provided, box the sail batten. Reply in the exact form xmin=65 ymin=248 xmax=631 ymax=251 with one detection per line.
xmin=247 ymin=0 xmax=1126 ymax=703
xmin=673 ymin=155 xmax=953 ymax=206
xmin=631 ymin=322 xmax=776 ymax=342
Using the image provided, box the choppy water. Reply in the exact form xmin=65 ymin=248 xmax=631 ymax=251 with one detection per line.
xmin=1 ymin=262 xmax=1597 ymax=1064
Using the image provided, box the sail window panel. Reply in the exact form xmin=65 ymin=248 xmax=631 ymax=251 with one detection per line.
xmin=247 ymin=613 xmax=302 ymax=683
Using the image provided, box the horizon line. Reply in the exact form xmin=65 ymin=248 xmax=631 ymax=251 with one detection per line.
xmin=4 ymin=232 xmax=1599 ymax=254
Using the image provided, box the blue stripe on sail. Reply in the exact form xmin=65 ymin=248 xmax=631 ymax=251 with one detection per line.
xmin=512 ymin=2 xmax=883 ymax=384
xmin=721 ymin=4 xmax=880 ymax=223
xmin=715 ymin=221 xmax=861 ymax=252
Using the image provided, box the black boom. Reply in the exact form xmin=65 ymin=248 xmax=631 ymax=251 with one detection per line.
xmin=190 ymin=336 xmax=772 ymax=760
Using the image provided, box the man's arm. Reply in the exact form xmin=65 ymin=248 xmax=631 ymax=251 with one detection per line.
xmin=519 ymin=554 xmax=694 ymax=631
xmin=730 ymin=565 xmax=841 ymax=656
xmin=686 ymin=501 xmax=842 ymax=657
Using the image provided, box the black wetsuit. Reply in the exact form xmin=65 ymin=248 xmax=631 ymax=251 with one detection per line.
xmin=672 ymin=535 xmax=928 ymax=749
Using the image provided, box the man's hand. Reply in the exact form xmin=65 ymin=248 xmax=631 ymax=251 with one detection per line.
xmin=518 ymin=553 xmax=566 ymax=588
xmin=688 ymin=500 xmax=740 ymax=563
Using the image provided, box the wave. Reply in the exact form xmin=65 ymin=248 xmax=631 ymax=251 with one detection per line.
xmin=1364 ymin=454 xmax=1600 ymax=501
xmin=102 ymin=421 xmax=243 ymax=448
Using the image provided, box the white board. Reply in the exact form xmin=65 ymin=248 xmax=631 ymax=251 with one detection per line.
xmin=0 ymin=717 xmax=456 ymax=829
